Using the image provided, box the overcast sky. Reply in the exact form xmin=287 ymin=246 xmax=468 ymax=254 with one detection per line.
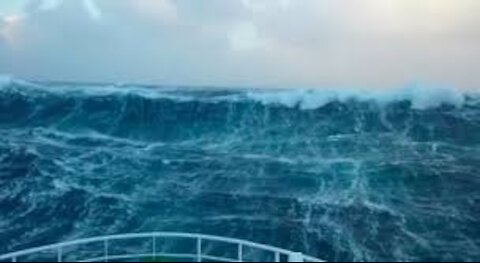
xmin=0 ymin=0 xmax=479 ymax=89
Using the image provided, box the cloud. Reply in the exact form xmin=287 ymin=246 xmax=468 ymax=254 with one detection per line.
xmin=0 ymin=0 xmax=479 ymax=89
xmin=229 ymin=21 xmax=265 ymax=51
xmin=82 ymin=0 xmax=101 ymax=21
xmin=35 ymin=0 xmax=102 ymax=21
xmin=129 ymin=0 xmax=178 ymax=24
xmin=39 ymin=0 xmax=62 ymax=11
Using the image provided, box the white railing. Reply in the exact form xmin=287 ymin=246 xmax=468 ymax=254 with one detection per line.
xmin=0 ymin=232 xmax=323 ymax=262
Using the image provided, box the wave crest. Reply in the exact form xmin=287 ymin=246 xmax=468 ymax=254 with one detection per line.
xmin=247 ymin=85 xmax=469 ymax=110
xmin=0 ymin=77 xmax=477 ymax=110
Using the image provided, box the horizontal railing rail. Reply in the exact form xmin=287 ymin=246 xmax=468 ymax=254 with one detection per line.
xmin=0 ymin=232 xmax=323 ymax=262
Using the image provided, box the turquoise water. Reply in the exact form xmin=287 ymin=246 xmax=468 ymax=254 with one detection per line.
xmin=0 ymin=80 xmax=479 ymax=261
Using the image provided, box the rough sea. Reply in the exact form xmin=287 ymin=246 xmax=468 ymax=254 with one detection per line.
xmin=0 ymin=77 xmax=479 ymax=261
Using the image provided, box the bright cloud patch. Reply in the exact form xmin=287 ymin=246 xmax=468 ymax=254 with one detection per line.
xmin=82 ymin=0 xmax=102 ymax=21
xmin=39 ymin=0 xmax=62 ymax=11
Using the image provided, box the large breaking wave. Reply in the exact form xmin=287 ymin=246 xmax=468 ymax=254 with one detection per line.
xmin=0 ymin=78 xmax=479 ymax=261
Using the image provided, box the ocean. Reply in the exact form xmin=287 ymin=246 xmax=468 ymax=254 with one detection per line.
xmin=0 ymin=78 xmax=479 ymax=261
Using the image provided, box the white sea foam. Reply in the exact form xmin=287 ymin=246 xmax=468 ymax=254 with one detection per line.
xmin=247 ymin=84 xmax=469 ymax=110
xmin=1 ymin=76 xmax=475 ymax=110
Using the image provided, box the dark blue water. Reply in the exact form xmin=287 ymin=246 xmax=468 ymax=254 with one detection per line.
xmin=0 ymin=80 xmax=479 ymax=261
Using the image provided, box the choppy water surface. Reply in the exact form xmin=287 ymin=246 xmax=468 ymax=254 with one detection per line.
xmin=0 ymin=79 xmax=479 ymax=261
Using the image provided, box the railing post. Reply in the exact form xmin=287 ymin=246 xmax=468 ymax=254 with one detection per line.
xmin=288 ymin=252 xmax=304 ymax=262
xmin=104 ymin=239 xmax=109 ymax=262
xmin=152 ymin=236 xmax=157 ymax=259
xmin=238 ymin=243 xmax=243 ymax=262
xmin=196 ymin=238 xmax=202 ymax=262
xmin=274 ymin=252 xmax=280 ymax=262
xmin=57 ymin=247 xmax=62 ymax=262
